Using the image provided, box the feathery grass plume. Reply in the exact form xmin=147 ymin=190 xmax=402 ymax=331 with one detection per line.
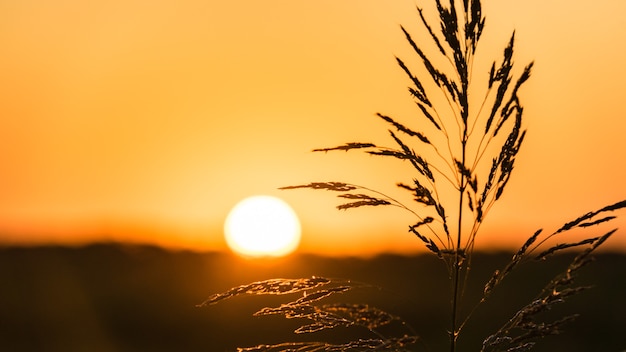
xmin=553 ymin=199 xmax=626 ymax=234
xmin=336 ymin=194 xmax=391 ymax=211
xmin=237 ymin=336 xmax=419 ymax=352
xmin=281 ymin=182 xmax=414 ymax=213
xmin=197 ymin=277 xmax=331 ymax=307
xmin=205 ymin=277 xmax=419 ymax=351
xmin=377 ymin=113 xmax=432 ymax=144
xmin=409 ymin=221 xmax=442 ymax=257
xmin=478 ymin=206 xmax=620 ymax=352
xmin=322 ymin=303 xmax=400 ymax=330
xmin=482 ymin=229 xmax=542 ymax=300
xmin=279 ymin=182 xmax=358 ymax=192
xmin=207 ymin=0 xmax=625 ymax=350
xmin=313 ymin=143 xmax=377 ymax=153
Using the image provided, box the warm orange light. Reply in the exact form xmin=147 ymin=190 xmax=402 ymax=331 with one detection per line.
xmin=224 ymin=196 xmax=301 ymax=258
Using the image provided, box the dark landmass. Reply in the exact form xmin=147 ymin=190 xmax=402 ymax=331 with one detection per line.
xmin=1 ymin=243 xmax=625 ymax=351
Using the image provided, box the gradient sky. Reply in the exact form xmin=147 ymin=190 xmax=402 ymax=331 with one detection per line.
xmin=1 ymin=0 xmax=625 ymax=256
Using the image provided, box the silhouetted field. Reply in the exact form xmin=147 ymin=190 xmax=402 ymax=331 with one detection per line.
xmin=1 ymin=243 xmax=624 ymax=351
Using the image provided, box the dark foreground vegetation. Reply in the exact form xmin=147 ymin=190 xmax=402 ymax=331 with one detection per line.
xmin=1 ymin=243 xmax=625 ymax=351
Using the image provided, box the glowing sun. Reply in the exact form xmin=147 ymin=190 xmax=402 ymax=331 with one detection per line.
xmin=224 ymin=195 xmax=301 ymax=258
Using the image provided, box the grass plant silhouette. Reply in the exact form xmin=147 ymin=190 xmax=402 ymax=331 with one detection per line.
xmin=203 ymin=1 xmax=625 ymax=351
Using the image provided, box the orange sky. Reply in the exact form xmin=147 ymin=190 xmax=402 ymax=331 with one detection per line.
xmin=1 ymin=0 xmax=625 ymax=256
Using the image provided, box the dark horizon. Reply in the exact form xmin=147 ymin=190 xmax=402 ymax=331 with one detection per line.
xmin=3 ymin=238 xmax=626 ymax=257
xmin=2 ymin=243 xmax=625 ymax=351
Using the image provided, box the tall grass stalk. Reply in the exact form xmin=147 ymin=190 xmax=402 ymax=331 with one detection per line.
xmin=203 ymin=1 xmax=625 ymax=351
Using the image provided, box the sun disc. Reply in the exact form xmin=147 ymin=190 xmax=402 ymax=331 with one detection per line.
xmin=224 ymin=195 xmax=301 ymax=257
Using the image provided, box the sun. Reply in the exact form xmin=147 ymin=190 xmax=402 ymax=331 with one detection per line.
xmin=224 ymin=195 xmax=301 ymax=258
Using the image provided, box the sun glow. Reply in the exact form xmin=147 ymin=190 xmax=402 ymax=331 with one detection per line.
xmin=224 ymin=195 xmax=301 ymax=258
